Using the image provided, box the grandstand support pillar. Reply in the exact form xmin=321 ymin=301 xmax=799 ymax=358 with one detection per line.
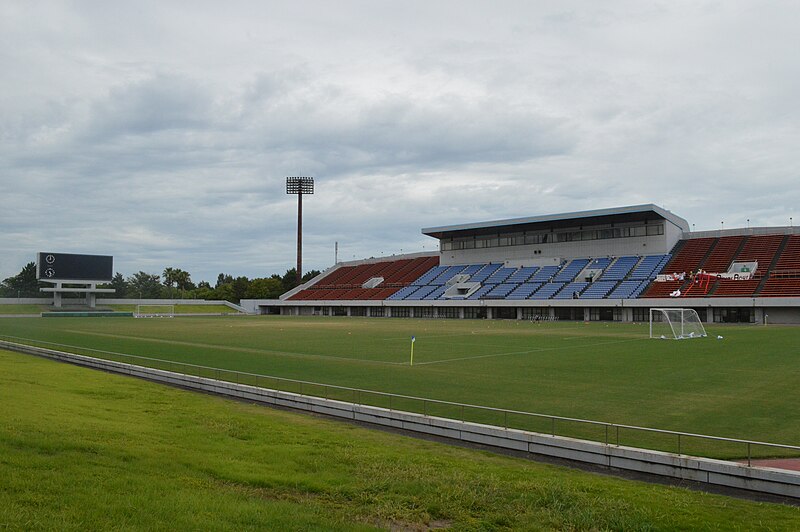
xmin=459 ymin=307 xmax=464 ymax=319
xmin=486 ymin=307 xmax=493 ymax=319
xmin=583 ymin=308 xmax=590 ymax=322
xmin=346 ymin=306 xmax=351 ymax=317
xmin=517 ymin=308 xmax=523 ymax=320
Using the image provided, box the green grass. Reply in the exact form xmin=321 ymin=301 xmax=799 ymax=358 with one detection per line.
xmin=2 ymin=348 xmax=799 ymax=530
xmin=1 ymin=316 xmax=799 ymax=458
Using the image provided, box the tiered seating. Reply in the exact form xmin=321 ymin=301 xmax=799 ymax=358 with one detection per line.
xmin=580 ymin=280 xmax=618 ymax=299
xmin=554 ymin=258 xmax=590 ymax=282
xmin=506 ymin=283 xmax=543 ymax=300
xmin=600 ymin=256 xmax=638 ymax=281
xmin=759 ymin=278 xmax=800 ymax=297
xmin=431 ymin=265 xmax=467 ymax=285
xmin=412 ymin=265 xmax=449 ymax=286
xmin=404 ymin=285 xmax=438 ymax=300
xmin=530 ymin=282 xmax=565 ymax=300
xmin=290 ymin=256 xmax=442 ymax=300
xmin=467 ymin=284 xmax=496 ymax=300
xmin=629 ymin=254 xmax=670 ymax=280
xmin=469 ymin=264 xmax=502 ymax=283
xmin=388 ymin=285 xmax=422 ymax=300
xmin=485 ymin=267 xmax=517 ymax=284
xmin=506 ymin=266 xmax=539 ymax=283
xmin=660 ymin=238 xmax=714 ymax=276
xmin=530 ymin=265 xmax=561 ymax=282
xmin=458 ymin=263 xmax=488 ymax=277
xmin=713 ymin=279 xmax=761 ymax=297
xmin=484 ymin=283 xmax=517 ymax=299
xmin=554 ymin=282 xmax=589 ymax=299
xmin=609 ymin=280 xmax=646 ymax=299
xmin=768 ymin=235 xmax=800 ymax=274
xmin=394 ymin=256 xmax=441 ymax=284
xmin=735 ymin=234 xmax=785 ymax=270
xmin=759 ymin=235 xmax=800 ymax=297
xmin=702 ymin=235 xmax=745 ymax=273
xmin=640 ymin=238 xmax=714 ymax=298
xmin=587 ymin=257 xmax=613 ymax=271
xmin=423 ymin=286 xmax=449 ymax=299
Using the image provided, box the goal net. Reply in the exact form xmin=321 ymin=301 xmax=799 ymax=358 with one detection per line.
xmin=649 ymin=308 xmax=707 ymax=339
xmin=134 ymin=304 xmax=175 ymax=318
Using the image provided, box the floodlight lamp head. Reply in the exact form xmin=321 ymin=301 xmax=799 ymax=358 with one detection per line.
xmin=286 ymin=176 xmax=315 ymax=195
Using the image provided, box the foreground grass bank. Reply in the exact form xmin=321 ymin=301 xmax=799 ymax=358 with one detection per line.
xmin=2 ymin=349 xmax=799 ymax=530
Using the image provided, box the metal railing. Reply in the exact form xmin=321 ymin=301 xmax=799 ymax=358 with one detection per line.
xmin=3 ymin=334 xmax=799 ymax=466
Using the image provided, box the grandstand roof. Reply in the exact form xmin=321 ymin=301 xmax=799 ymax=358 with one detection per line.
xmin=422 ymin=204 xmax=690 ymax=239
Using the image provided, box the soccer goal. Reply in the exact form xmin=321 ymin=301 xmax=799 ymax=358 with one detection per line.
xmin=649 ymin=308 xmax=707 ymax=339
xmin=134 ymin=304 xmax=175 ymax=318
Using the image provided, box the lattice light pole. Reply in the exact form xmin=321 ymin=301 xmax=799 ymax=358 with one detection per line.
xmin=286 ymin=177 xmax=315 ymax=285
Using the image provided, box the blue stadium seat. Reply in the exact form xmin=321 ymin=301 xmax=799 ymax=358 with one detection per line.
xmin=469 ymin=264 xmax=502 ymax=283
xmin=387 ymin=285 xmax=421 ymax=300
xmin=608 ymin=280 xmax=645 ymax=299
xmin=412 ymin=265 xmax=448 ymax=286
xmin=485 ymin=267 xmax=517 ymax=284
xmin=506 ymin=266 xmax=539 ymax=283
xmin=530 ymin=265 xmax=561 ymax=282
xmin=630 ymin=255 xmax=667 ymax=280
xmin=468 ymin=284 xmax=496 ymax=300
xmin=432 ymin=265 xmax=467 ymax=285
xmin=554 ymin=281 xmax=589 ymax=299
xmin=553 ymin=258 xmax=590 ymax=282
xmin=484 ymin=283 xmax=517 ymax=298
xmin=404 ymin=285 xmax=438 ymax=300
xmin=579 ymin=280 xmax=618 ymax=299
xmin=506 ymin=282 xmax=543 ymax=299
xmin=530 ymin=282 xmax=566 ymax=299
xmin=599 ymin=256 xmax=638 ymax=281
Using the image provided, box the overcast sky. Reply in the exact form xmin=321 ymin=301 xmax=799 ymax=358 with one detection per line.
xmin=2 ymin=1 xmax=798 ymax=283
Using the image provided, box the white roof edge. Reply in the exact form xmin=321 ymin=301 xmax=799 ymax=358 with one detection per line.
xmin=422 ymin=204 xmax=690 ymax=236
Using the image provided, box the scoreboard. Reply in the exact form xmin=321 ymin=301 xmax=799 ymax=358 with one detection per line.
xmin=37 ymin=252 xmax=113 ymax=282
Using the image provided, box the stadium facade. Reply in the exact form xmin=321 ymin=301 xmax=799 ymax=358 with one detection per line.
xmin=241 ymin=204 xmax=800 ymax=324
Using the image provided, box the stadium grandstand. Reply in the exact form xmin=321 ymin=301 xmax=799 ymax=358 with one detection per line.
xmin=241 ymin=204 xmax=800 ymax=324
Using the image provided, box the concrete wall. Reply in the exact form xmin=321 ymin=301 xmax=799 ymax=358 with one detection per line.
xmin=4 ymin=339 xmax=799 ymax=500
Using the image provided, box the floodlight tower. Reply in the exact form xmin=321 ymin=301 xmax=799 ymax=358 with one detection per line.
xmin=286 ymin=177 xmax=315 ymax=285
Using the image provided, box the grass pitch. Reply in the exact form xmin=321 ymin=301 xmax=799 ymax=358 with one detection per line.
xmin=3 ymin=348 xmax=800 ymax=530
xmin=1 ymin=315 xmax=799 ymax=458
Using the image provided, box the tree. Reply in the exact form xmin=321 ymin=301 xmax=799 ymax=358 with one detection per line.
xmin=127 ymin=271 xmax=162 ymax=299
xmin=216 ymin=273 xmax=233 ymax=289
xmin=99 ymin=272 xmax=128 ymax=299
xmin=280 ymin=268 xmax=321 ymax=293
xmin=174 ymin=269 xmax=193 ymax=292
xmin=231 ymin=276 xmax=250 ymax=302
xmin=245 ymin=277 xmax=283 ymax=299
xmin=162 ymin=267 xmax=176 ymax=296
xmin=1 ymin=262 xmax=41 ymax=298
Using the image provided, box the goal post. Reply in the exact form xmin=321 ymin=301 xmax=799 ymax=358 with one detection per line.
xmin=134 ymin=304 xmax=175 ymax=318
xmin=649 ymin=308 xmax=707 ymax=339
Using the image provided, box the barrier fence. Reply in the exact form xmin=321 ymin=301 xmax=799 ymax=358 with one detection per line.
xmin=2 ymin=334 xmax=799 ymax=466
